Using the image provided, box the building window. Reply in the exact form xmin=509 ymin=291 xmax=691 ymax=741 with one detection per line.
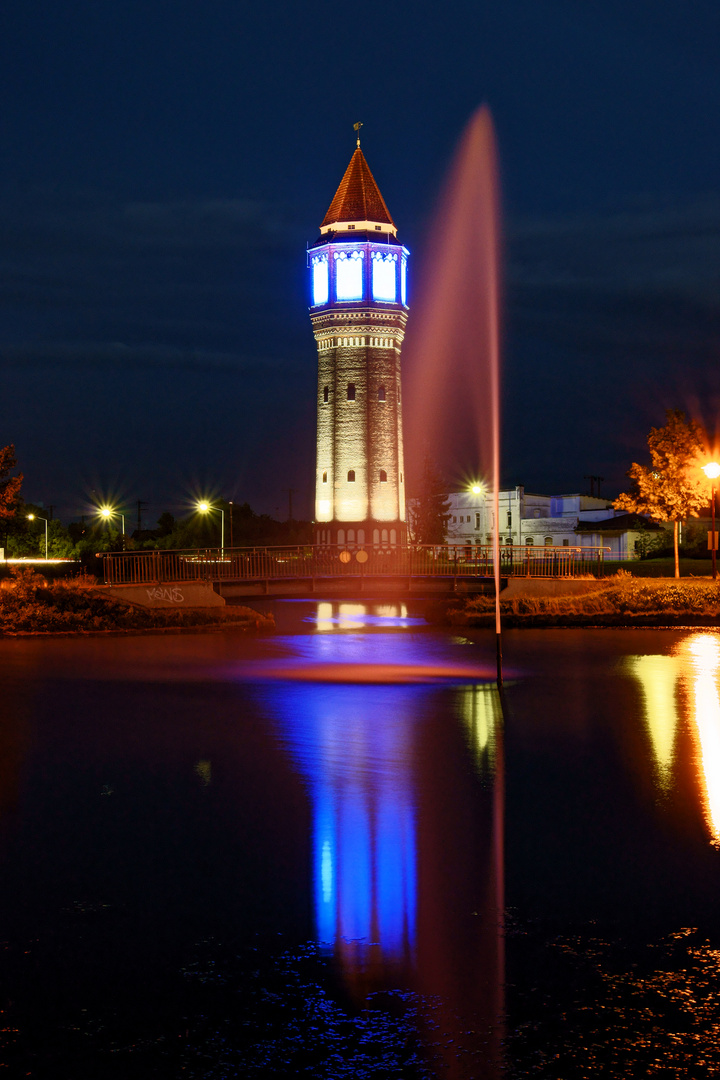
xmin=507 ymin=511 xmax=512 ymax=529
xmin=452 ymin=516 xmax=457 ymax=523
xmin=400 ymin=472 xmax=403 ymax=483
xmin=322 ymin=471 xmax=327 ymax=483
xmin=544 ymin=536 xmax=553 ymax=546
xmin=323 ymin=385 xmax=329 ymax=403
xmin=312 ymin=255 xmax=329 ymax=306
xmin=375 ymin=225 xmax=381 ymax=231
xmin=379 ymin=469 xmax=387 ymax=482
xmin=475 ymin=512 xmax=480 ymax=529
xmin=347 ymin=383 xmax=355 ymax=401
xmin=347 ymin=224 xmax=355 ymax=230
xmin=562 ymin=539 xmax=569 ymax=547
xmin=371 ymin=251 xmax=397 ymax=302
xmin=378 ymin=385 xmax=386 ymax=401
xmin=526 ymin=537 xmax=534 ymax=546
xmin=505 ymin=537 xmax=513 ymax=545
xmin=335 ymin=250 xmax=364 ymax=301
xmin=347 ymin=470 xmax=355 ymax=482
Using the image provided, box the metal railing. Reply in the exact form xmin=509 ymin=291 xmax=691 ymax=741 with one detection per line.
xmin=103 ymin=544 xmax=610 ymax=586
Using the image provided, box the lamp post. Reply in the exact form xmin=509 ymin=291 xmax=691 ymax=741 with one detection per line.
xmin=99 ymin=506 xmax=125 ymax=534
xmin=27 ymin=513 xmax=48 ymax=560
xmin=197 ymin=501 xmax=225 ymax=556
xmin=703 ymin=462 xmax=720 ymax=580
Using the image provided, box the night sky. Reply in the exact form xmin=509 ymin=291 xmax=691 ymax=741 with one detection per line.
xmin=1 ymin=0 xmax=719 ymax=524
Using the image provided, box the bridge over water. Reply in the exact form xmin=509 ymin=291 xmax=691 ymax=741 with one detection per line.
xmin=103 ymin=544 xmax=609 ymax=599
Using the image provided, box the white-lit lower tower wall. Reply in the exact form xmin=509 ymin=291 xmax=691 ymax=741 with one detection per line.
xmin=310 ymin=247 xmax=409 ymax=549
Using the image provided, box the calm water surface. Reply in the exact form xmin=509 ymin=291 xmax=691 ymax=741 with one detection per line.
xmin=2 ymin=602 xmax=720 ymax=1077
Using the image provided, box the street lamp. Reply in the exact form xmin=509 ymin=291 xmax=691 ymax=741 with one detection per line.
xmin=99 ymin=506 xmax=125 ymax=534
xmin=197 ymin=501 xmax=225 ymax=556
xmin=27 ymin=513 xmax=48 ymax=560
xmin=703 ymin=462 xmax=720 ymax=580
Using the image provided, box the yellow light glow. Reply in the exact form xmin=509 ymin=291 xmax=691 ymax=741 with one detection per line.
xmin=626 ymin=655 xmax=679 ymax=791
xmin=197 ymin=501 xmax=210 ymax=513
xmin=682 ymin=634 xmax=720 ymax=845
xmin=456 ymin=684 xmax=502 ymax=772
xmin=703 ymin=462 xmax=720 ymax=480
xmin=99 ymin=507 xmax=113 ymax=519
xmin=471 ymin=484 xmax=483 ymax=494
xmin=27 ymin=514 xmax=35 ymax=521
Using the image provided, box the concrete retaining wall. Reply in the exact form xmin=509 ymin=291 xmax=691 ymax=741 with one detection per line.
xmin=101 ymin=582 xmax=225 ymax=608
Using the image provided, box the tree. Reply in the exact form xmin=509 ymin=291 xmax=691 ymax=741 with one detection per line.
xmin=614 ymin=409 xmax=707 ymax=578
xmin=0 ymin=444 xmax=22 ymax=517
xmin=410 ymin=456 xmax=451 ymax=545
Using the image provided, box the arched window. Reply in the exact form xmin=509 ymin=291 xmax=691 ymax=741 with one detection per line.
xmin=337 ymin=529 xmax=345 ymax=546
xmin=358 ymin=529 xmax=365 ymax=545
xmin=379 ymin=469 xmax=387 ymax=482
xmin=347 ymin=383 xmax=355 ymax=401
xmin=347 ymin=470 xmax=355 ymax=482
xmin=373 ymin=529 xmax=380 ymax=547
xmin=544 ymin=536 xmax=553 ymax=546
xmin=378 ymin=385 xmax=386 ymax=402
xmin=323 ymin=385 xmax=329 ymax=403
xmin=525 ymin=537 xmax=534 ymax=546
xmin=390 ymin=528 xmax=397 ymax=546
xmin=322 ymin=471 xmax=327 ymax=483
xmin=347 ymin=529 xmax=355 ymax=545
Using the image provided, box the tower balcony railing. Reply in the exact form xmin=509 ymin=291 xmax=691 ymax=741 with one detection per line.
xmin=102 ymin=543 xmax=611 ymax=586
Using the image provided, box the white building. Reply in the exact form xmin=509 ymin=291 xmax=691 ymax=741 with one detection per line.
xmin=443 ymin=487 xmax=660 ymax=560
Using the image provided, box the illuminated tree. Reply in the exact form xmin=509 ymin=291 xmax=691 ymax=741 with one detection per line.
xmin=0 ymin=444 xmax=22 ymax=517
xmin=614 ymin=410 xmax=707 ymax=578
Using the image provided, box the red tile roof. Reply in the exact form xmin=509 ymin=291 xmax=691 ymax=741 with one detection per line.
xmin=321 ymin=148 xmax=395 ymax=228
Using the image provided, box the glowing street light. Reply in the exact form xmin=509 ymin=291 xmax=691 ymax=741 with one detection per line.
xmin=27 ymin=513 xmax=48 ymax=560
xmin=470 ymin=483 xmax=483 ymax=495
xmin=99 ymin=506 xmax=125 ymax=535
xmin=197 ymin=501 xmax=225 ymax=555
xmin=703 ymin=462 xmax=720 ymax=580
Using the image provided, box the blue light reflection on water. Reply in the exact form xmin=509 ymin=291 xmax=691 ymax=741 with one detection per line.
xmin=259 ymin=680 xmax=422 ymax=968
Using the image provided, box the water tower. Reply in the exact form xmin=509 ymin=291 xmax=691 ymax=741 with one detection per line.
xmin=309 ymin=129 xmax=409 ymax=548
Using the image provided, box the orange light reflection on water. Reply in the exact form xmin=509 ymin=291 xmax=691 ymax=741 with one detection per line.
xmin=681 ymin=634 xmax=720 ymax=846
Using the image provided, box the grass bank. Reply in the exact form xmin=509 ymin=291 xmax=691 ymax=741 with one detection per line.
xmin=450 ymin=574 xmax=720 ymax=628
xmin=0 ymin=569 xmax=274 ymax=635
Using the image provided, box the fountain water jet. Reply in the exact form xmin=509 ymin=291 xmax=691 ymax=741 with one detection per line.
xmin=405 ymin=105 xmax=503 ymax=680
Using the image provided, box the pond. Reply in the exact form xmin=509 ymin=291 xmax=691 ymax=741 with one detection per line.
xmin=2 ymin=602 xmax=720 ymax=1077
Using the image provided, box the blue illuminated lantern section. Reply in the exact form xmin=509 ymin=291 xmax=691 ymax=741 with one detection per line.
xmin=401 ymin=255 xmax=407 ymax=306
xmin=335 ymin=250 xmax=364 ymax=301
xmin=312 ymin=255 xmax=329 ymax=306
xmin=372 ymin=251 xmax=397 ymax=302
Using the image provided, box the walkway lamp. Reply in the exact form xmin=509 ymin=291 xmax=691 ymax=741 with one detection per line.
xmin=197 ymin=501 xmax=225 ymax=556
xmin=703 ymin=462 xmax=720 ymax=580
xmin=27 ymin=513 xmax=48 ymax=560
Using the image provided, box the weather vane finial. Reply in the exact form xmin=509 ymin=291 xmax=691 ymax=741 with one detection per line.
xmin=353 ymin=121 xmax=363 ymax=148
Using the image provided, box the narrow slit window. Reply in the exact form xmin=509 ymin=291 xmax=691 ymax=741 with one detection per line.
xmin=347 ymin=383 xmax=355 ymax=401
xmin=379 ymin=469 xmax=387 ymax=482
xmin=378 ymin=385 xmax=386 ymax=402
xmin=347 ymin=470 xmax=356 ymax=482
xmin=322 ymin=471 xmax=327 ymax=483
xmin=323 ymin=385 xmax=329 ymax=403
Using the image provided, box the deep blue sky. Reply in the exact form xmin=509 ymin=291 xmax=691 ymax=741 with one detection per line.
xmin=1 ymin=0 xmax=719 ymax=522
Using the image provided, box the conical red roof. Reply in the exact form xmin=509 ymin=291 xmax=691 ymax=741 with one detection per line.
xmin=321 ymin=148 xmax=395 ymax=229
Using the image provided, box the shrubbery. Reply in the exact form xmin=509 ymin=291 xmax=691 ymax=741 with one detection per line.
xmin=0 ymin=567 xmax=273 ymax=634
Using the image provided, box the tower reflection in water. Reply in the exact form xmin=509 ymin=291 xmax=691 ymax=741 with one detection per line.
xmin=628 ymin=632 xmax=720 ymax=845
xmin=260 ymin=653 xmax=504 ymax=1075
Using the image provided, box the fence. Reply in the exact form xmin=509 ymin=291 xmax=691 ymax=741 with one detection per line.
xmin=103 ymin=544 xmax=610 ymax=586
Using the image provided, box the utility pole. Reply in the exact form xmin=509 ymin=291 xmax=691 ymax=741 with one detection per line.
xmin=584 ymin=475 xmax=605 ymax=498
xmin=137 ymin=499 xmax=148 ymax=534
